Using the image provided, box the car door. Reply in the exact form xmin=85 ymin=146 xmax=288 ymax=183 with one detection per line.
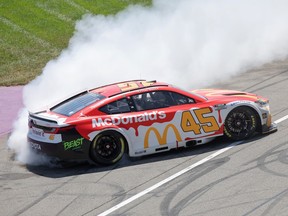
xmin=129 ymin=90 xmax=184 ymax=153
xmin=168 ymin=91 xmax=222 ymax=140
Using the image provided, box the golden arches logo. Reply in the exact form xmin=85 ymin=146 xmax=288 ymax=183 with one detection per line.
xmin=144 ymin=124 xmax=182 ymax=149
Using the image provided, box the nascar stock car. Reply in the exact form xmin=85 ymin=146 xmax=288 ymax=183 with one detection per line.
xmin=28 ymin=80 xmax=277 ymax=165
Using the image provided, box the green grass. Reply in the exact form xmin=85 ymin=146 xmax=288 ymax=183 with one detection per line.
xmin=0 ymin=0 xmax=151 ymax=86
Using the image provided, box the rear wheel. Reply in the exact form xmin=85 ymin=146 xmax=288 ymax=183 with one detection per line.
xmin=90 ymin=131 xmax=125 ymax=165
xmin=224 ymin=107 xmax=258 ymax=140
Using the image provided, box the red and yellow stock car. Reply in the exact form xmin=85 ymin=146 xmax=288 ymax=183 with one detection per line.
xmin=28 ymin=80 xmax=277 ymax=165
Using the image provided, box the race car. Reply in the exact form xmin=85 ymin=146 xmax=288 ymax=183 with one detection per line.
xmin=27 ymin=80 xmax=277 ymax=165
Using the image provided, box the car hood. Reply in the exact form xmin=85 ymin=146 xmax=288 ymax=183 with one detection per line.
xmin=192 ymin=89 xmax=259 ymax=101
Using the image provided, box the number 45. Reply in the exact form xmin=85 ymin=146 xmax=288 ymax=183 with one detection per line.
xmin=181 ymin=107 xmax=220 ymax=135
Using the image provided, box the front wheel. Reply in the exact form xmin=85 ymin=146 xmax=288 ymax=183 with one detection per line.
xmin=224 ymin=107 xmax=258 ymax=140
xmin=90 ymin=131 xmax=125 ymax=165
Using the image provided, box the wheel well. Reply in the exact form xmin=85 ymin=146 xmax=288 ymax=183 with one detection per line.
xmin=90 ymin=130 xmax=129 ymax=153
xmin=228 ymin=105 xmax=262 ymax=132
xmin=249 ymin=107 xmax=262 ymax=132
xmin=88 ymin=130 xmax=129 ymax=165
xmin=116 ymin=131 xmax=129 ymax=153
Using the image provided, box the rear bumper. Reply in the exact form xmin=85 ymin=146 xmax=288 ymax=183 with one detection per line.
xmin=27 ymin=137 xmax=90 ymax=161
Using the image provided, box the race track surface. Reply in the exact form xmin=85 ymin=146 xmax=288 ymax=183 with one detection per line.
xmin=1 ymin=60 xmax=288 ymax=216
xmin=0 ymin=86 xmax=23 ymax=135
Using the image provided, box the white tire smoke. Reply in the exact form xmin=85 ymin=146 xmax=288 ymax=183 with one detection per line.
xmin=7 ymin=0 xmax=288 ymax=165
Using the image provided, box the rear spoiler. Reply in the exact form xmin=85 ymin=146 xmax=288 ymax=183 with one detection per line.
xmin=29 ymin=112 xmax=68 ymax=128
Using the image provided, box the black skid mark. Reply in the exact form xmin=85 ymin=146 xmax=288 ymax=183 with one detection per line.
xmin=242 ymin=188 xmax=288 ymax=216
xmin=160 ymin=157 xmax=229 ymax=216
xmin=257 ymin=142 xmax=288 ymax=178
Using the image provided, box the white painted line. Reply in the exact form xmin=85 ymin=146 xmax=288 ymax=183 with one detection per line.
xmin=98 ymin=115 xmax=288 ymax=216
xmin=98 ymin=141 xmax=241 ymax=216
xmin=275 ymin=114 xmax=288 ymax=124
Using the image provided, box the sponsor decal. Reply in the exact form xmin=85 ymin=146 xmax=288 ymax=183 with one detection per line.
xmin=214 ymin=104 xmax=227 ymax=110
xmin=63 ymin=138 xmax=84 ymax=151
xmin=92 ymin=111 xmax=166 ymax=128
xmin=28 ymin=129 xmax=62 ymax=143
xmin=30 ymin=141 xmax=41 ymax=150
xmin=229 ymin=100 xmax=253 ymax=107
xmin=32 ymin=127 xmax=44 ymax=137
xmin=144 ymin=124 xmax=182 ymax=148
xmin=229 ymin=102 xmax=241 ymax=107
xmin=256 ymin=99 xmax=268 ymax=106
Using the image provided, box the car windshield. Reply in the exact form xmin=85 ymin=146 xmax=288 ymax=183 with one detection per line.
xmin=173 ymin=85 xmax=208 ymax=100
xmin=51 ymin=92 xmax=106 ymax=116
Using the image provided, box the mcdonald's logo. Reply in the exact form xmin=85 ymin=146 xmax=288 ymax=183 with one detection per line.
xmin=144 ymin=124 xmax=182 ymax=148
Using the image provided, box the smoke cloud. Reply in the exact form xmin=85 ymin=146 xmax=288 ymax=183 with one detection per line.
xmin=7 ymin=0 xmax=288 ymax=165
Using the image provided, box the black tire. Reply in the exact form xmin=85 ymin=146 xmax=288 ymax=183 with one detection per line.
xmin=90 ymin=131 xmax=125 ymax=165
xmin=224 ymin=107 xmax=258 ymax=140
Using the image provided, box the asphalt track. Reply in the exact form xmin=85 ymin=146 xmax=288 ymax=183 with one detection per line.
xmin=0 ymin=86 xmax=23 ymax=136
xmin=1 ymin=59 xmax=288 ymax=216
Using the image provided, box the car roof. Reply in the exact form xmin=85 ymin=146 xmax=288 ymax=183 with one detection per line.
xmin=49 ymin=80 xmax=207 ymax=117
xmin=89 ymin=80 xmax=169 ymax=97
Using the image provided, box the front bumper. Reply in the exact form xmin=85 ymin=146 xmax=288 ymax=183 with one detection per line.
xmin=262 ymin=122 xmax=277 ymax=134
